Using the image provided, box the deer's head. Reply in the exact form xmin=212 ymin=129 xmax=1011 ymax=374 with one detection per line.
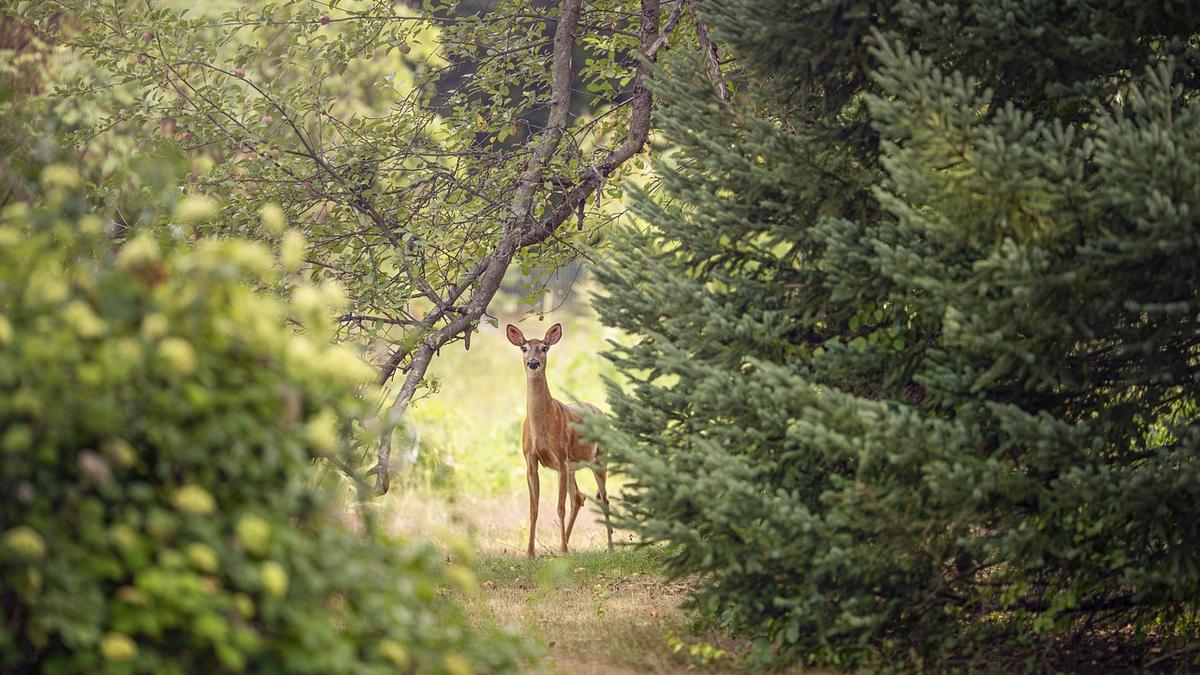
xmin=506 ymin=323 xmax=562 ymax=378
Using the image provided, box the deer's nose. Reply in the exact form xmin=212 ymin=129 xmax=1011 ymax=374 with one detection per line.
xmin=527 ymin=359 xmax=541 ymax=370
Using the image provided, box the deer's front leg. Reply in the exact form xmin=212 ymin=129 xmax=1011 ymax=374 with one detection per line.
xmin=557 ymin=465 xmax=570 ymax=553
xmin=564 ymin=471 xmax=582 ymax=550
xmin=526 ymin=456 xmax=540 ymax=557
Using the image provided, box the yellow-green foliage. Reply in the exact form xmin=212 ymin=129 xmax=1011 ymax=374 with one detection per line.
xmin=0 ymin=177 xmax=534 ymax=673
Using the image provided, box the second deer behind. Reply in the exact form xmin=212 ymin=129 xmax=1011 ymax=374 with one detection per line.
xmin=506 ymin=322 xmax=613 ymax=556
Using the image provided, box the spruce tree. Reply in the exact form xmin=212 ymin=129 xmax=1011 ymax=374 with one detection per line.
xmin=592 ymin=0 xmax=1200 ymax=668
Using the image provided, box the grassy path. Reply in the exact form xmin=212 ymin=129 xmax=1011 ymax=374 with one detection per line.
xmin=471 ymin=549 xmax=691 ymax=674
xmin=465 ymin=548 xmax=810 ymax=674
xmin=380 ymin=493 xmax=807 ymax=672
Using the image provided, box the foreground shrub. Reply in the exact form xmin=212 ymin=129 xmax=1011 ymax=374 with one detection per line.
xmin=0 ymin=178 xmax=533 ymax=673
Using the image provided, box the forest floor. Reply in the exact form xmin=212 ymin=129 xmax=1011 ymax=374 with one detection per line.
xmin=384 ymin=490 xmax=812 ymax=674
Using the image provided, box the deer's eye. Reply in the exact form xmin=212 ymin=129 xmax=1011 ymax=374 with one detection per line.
xmin=540 ymin=346 xmax=548 ymax=353
xmin=521 ymin=345 xmax=528 ymax=352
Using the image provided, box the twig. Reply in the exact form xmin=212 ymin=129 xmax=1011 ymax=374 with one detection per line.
xmin=687 ymin=0 xmax=730 ymax=102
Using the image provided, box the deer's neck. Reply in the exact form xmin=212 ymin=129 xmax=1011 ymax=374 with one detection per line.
xmin=526 ymin=374 xmax=557 ymax=434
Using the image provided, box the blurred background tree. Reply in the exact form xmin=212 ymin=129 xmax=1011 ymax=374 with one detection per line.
xmin=593 ymin=0 xmax=1200 ymax=669
xmin=8 ymin=0 xmax=733 ymax=492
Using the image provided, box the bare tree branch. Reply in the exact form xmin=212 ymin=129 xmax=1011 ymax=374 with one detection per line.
xmin=646 ymin=0 xmax=685 ymax=58
xmin=688 ymin=0 xmax=730 ymax=102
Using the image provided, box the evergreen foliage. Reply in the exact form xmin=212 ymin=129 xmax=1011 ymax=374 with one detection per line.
xmin=593 ymin=0 xmax=1200 ymax=668
xmin=0 ymin=174 xmax=533 ymax=673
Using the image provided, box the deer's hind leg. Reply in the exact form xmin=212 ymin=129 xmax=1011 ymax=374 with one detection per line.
xmin=593 ymin=461 xmax=613 ymax=552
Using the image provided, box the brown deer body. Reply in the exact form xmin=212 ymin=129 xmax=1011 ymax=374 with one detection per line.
xmin=507 ymin=322 xmax=613 ymax=556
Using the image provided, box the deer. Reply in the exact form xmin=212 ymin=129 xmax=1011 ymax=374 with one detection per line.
xmin=506 ymin=322 xmax=613 ymax=557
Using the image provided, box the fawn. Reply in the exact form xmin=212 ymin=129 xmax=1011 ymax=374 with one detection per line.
xmin=507 ymin=322 xmax=613 ymax=556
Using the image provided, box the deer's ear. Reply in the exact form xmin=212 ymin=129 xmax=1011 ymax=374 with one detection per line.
xmin=544 ymin=323 xmax=563 ymax=345
xmin=505 ymin=324 xmax=526 ymax=346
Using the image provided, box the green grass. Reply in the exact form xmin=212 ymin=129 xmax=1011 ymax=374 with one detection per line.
xmin=474 ymin=545 xmax=672 ymax=589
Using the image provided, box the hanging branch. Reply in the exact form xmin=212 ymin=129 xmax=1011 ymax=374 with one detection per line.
xmin=370 ymin=0 xmax=668 ymax=494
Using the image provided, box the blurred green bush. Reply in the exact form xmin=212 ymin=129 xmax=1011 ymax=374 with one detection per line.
xmin=0 ymin=173 xmax=534 ymax=673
